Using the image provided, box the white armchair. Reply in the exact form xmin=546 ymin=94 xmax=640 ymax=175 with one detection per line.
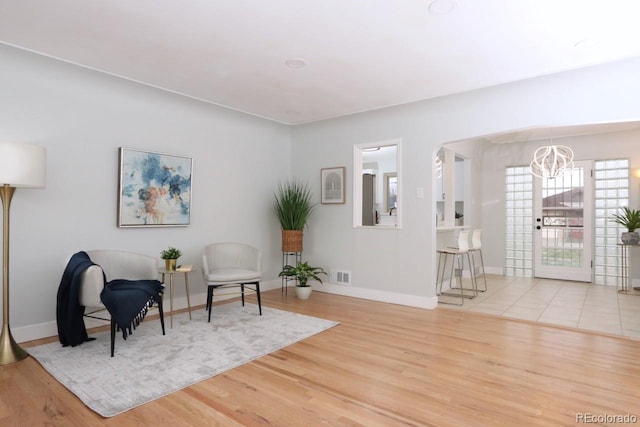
xmin=201 ymin=243 xmax=262 ymax=322
xmin=80 ymin=250 xmax=160 ymax=308
xmin=78 ymin=250 xmax=165 ymax=356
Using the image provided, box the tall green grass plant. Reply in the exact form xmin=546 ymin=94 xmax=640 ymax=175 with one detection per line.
xmin=273 ymin=180 xmax=315 ymax=230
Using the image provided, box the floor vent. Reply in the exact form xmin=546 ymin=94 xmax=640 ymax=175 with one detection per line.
xmin=330 ymin=269 xmax=351 ymax=285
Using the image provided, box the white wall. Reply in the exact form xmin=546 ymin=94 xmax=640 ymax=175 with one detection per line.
xmin=3 ymin=41 xmax=640 ymax=340
xmin=0 ymin=44 xmax=292 ymax=340
xmin=291 ymin=56 xmax=640 ymax=308
xmin=440 ymin=139 xmax=489 ymax=228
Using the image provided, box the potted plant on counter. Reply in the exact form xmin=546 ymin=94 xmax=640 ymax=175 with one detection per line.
xmin=273 ymin=179 xmax=316 ymax=253
xmin=161 ymin=246 xmax=182 ymax=270
xmin=278 ymin=261 xmax=327 ymax=300
xmin=455 ymin=211 xmax=463 ymax=226
xmin=612 ymin=207 xmax=640 ymax=245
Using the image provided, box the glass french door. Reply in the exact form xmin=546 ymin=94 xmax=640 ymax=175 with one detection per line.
xmin=533 ymin=160 xmax=593 ymax=282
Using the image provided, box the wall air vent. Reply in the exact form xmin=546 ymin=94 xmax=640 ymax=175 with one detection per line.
xmin=330 ymin=269 xmax=351 ymax=285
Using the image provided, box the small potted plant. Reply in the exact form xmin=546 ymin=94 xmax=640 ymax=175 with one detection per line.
xmin=455 ymin=211 xmax=463 ymax=226
xmin=278 ymin=261 xmax=327 ymax=300
xmin=161 ymin=246 xmax=182 ymax=270
xmin=612 ymin=207 xmax=640 ymax=245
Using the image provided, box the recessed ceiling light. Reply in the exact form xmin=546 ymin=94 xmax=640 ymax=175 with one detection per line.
xmin=428 ymin=0 xmax=457 ymax=15
xmin=574 ymin=38 xmax=599 ymax=49
xmin=285 ymin=58 xmax=307 ymax=69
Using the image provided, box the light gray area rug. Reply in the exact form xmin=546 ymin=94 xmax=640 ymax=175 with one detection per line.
xmin=29 ymin=304 xmax=339 ymax=417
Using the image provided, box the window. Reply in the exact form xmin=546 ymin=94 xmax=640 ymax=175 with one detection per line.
xmin=353 ymin=139 xmax=401 ymax=228
xmin=593 ymin=159 xmax=629 ymax=285
xmin=383 ymin=173 xmax=397 ymax=213
xmin=505 ymin=166 xmax=533 ymax=277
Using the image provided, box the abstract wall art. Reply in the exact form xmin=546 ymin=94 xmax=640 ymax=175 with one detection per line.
xmin=118 ymin=148 xmax=193 ymax=227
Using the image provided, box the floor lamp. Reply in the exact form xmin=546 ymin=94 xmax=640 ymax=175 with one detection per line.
xmin=0 ymin=142 xmax=46 ymax=365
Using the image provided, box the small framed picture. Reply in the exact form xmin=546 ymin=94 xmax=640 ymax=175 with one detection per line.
xmin=118 ymin=147 xmax=193 ymax=227
xmin=321 ymin=167 xmax=346 ymax=204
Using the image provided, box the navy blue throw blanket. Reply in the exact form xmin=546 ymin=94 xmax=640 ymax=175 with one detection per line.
xmin=56 ymin=251 xmax=100 ymax=347
xmin=57 ymin=251 xmax=164 ymax=346
xmin=101 ymin=279 xmax=163 ymax=340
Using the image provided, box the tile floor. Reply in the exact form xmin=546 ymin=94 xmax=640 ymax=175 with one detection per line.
xmin=438 ymin=274 xmax=640 ymax=340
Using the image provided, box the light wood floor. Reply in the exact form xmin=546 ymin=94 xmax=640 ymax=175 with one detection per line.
xmin=3 ymin=289 xmax=640 ymax=426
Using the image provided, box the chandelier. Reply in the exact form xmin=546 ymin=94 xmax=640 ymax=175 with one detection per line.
xmin=530 ymin=144 xmax=574 ymax=179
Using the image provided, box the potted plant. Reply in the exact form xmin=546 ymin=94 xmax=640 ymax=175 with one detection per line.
xmin=278 ymin=261 xmax=327 ymax=300
xmin=273 ymin=179 xmax=315 ymax=252
xmin=455 ymin=211 xmax=463 ymax=226
xmin=612 ymin=207 xmax=640 ymax=244
xmin=161 ymin=246 xmax=182 ymax=270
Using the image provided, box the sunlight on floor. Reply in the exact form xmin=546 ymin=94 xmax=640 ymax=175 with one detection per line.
xmin=438 ymin=274 xmax=640 ymax=339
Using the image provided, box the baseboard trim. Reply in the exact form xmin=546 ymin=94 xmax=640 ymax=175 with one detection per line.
xmin=15 ymin=280 xmax=285 ymax=343
xmin=459 ymin=265 xmax=503 ymax=278
xmin=15 ymin=280 xmax=436 ymax=342
xmin=313 ymin=282 xmax=438 ymax=309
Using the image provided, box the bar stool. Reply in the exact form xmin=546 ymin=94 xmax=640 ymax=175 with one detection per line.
xmin=468 ymin=229 xmax=488 ymax=292
xmin=436 ymin=230 xmax=478 ymax=305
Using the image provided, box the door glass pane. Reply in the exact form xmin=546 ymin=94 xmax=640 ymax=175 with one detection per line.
xmin=540 ymin=168 xmax=584 ymax=268
xmin=541 ymin=229 xmax=584 ymax=267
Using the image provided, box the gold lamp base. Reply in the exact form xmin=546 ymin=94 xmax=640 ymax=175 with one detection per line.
xmin=0 ymin=323 xmax=28 ymax=365
xmin=0 ymin=144 xmax=47 ymax=366
xmin=1 ymin=185 xmax=27 ymax=365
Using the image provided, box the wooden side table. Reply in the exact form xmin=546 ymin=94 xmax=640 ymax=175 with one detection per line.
xmin=158 ymin=266 xmax=194 ymax=328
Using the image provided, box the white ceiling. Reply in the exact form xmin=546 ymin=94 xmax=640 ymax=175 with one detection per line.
xmin=2 ymin=0 xmax=640 ymax=126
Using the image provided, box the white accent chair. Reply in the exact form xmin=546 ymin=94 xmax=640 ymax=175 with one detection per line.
xmin=201 ymin=243 xmax=262 ymax=322
xmin=436 ymin=230 xmax=478 ymax=305
xmin=469 ymin=229 xmax=488 ymax=292
xmin=80 ymin=250 xmax=165 ymax=356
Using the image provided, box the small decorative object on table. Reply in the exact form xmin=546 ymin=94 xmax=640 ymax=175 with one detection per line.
xmin=611 ymin=207 xmax=640 ymax=245
xmin=161 ymin=246 xmax=182 ymax=271
xmin=278 ymin=261 xmax=327 ymax=300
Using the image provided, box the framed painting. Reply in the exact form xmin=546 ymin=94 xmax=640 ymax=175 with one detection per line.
xmin=321 ymin=166 xmax=346 ymax=204
xmin=118 ymin=147 xmax=193 ymax=227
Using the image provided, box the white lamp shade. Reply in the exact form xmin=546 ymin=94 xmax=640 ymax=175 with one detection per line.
xmin=0 ymin=142 xmax=46 ymax=188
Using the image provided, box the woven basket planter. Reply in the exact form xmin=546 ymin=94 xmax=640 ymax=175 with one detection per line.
xmin=282 ymin=229 xmax=303 ymax=252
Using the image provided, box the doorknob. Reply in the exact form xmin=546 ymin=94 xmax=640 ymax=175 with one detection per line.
xmin=536 ymin=225 xmax=541 ymax=230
